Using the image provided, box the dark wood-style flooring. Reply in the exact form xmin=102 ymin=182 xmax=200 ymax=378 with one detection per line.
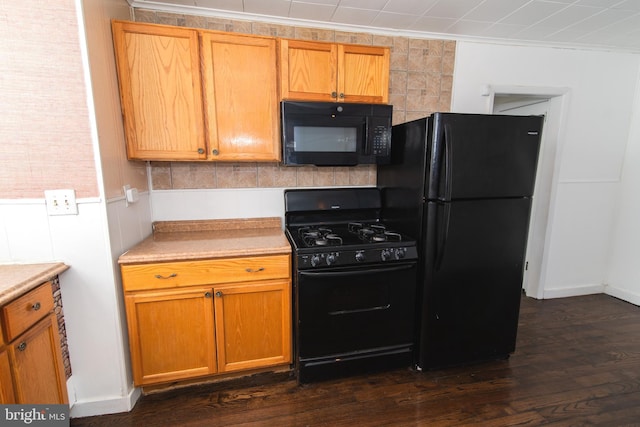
xmin=72 ymin=294 xmax=640 ymax=426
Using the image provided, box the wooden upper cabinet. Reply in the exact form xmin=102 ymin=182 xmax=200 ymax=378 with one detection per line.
xmin=279 ymin=40 xmax=338 ymax=102
xmin=280 ymin=39 xmax=390 ymax=104
xmin=112 ymin=21 xmax=206 ymax=160
xmin=201 ymin=32 xmax=280 ymax=161
xmin=112 ymin=21 xmax=281 ymax=162
xmin=339 ymin=44 xmax=390 ymax=104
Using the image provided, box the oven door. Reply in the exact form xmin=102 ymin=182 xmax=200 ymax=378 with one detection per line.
xmin=296 ymin=262 xmax=417 ymax=360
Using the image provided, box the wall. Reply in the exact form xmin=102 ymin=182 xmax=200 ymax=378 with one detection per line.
xmin=0 ymin=0 xmax=152 ymax=418
xmin=3 ymin=1 xmax=638 ymax=419
xmin=85 ymin=3 xmax=148 ymax=200
xmin=451 ymin=41 xmax=640 ymax=300
xmin=607 ymin=68 xmax=640 ymax=305
xmin=133 ymin=8 xmax=455 ymax=220
xmin=0 ymin=0 xmax=97 ymax=199
xmin=69 ymin=0 xmax=153 ymax=417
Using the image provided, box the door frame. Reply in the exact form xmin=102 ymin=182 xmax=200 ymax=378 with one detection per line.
xmin=487 ymin=85 xmax=570 ymax=299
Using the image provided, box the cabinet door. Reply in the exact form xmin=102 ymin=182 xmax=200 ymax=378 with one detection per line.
xmin=125 ymin=288 xmax=216 ymax=386
xmin=214 ymin=280 xmax=291 ymax=372
xmin=338 ymin=44 xmax=390 ymax=104
xmin=202 ymin=32 xmax=280 ymax=161
xmin=112 ymin=21 xmax=206 ymax=160
xmin=279 ymin=39 xmax=338 ymax=102
xmin=0 ymin=347 xmax=15 ymax=404
xmin=9 ymin=315 xmax=68 ymax=404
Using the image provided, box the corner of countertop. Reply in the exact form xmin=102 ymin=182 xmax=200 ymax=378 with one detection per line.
xmin=0 ymin=262 xmax=70 ymax=306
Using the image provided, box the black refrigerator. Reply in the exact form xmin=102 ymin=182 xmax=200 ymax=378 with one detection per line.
xmin=377 ymin=113 xmax=543 ymax=370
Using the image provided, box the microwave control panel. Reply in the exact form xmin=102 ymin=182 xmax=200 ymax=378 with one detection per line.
xmin=372 ymin=125 xmax=391 ymax=156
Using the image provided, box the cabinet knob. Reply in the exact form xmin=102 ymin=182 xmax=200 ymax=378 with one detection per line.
xmin=197 ymin=148 xmax=205 ymax=154
xmin=32 ymin=302 xmax=41 ymax=311
xmin=211 ymin=149 xmax=219 ymax=156
xmin=215 ymin=291 xmax=223 ymax=298
xmin=204 ymin=292 xmax=212 ymax=298
xmin=339 ymin=93 xmax=345 ymax=98
xmin=331 ymin=91 xmax=337 ymax=98
xmin=17 ymin=342 xmax=27 ymax=352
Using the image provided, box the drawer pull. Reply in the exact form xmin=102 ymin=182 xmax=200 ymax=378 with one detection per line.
xmin=17 ymin=342 xmax=27 ymax=352
xmin=154 ymin=273 xmax=177 ymax=280
xmin=32 ymin=302 xmax=41 ymax=311
xmin=245 ymin=267 xmax=265 ymax=273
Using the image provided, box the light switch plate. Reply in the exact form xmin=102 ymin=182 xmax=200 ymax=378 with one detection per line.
xmin=44 ymin=189 xmax=78 ymax=215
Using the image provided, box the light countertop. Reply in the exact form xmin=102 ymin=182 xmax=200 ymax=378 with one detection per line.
xmin=0 ymin=263 xmax=69 ymax=306
xmin=118 ymin=217 xmax=291 ymax=265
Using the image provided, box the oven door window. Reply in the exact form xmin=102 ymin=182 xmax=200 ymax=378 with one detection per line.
xmin=297 ymin=263 xmax=417 ymax=359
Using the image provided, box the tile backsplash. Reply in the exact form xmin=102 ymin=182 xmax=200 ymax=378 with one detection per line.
xmin=150 ymin=162 xmax=377 ymax=190
xmin=134 ymin=8 xmax=455 ymax=191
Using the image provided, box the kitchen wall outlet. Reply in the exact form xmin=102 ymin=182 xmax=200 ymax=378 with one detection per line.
xmin=123 ymin=185 xmax=139 ymax=207
xmin=44 ymin=189 xmax=78 ymax=216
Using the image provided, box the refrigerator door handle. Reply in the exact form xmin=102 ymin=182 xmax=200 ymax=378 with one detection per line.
xmin=442 ymin=124 xmax=453 ymax=201
xmin=435 ymin=202 xmax=451 ymax=271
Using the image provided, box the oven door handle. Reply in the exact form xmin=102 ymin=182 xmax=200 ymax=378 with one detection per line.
xmin=328 ymin=304 xmax=391 ymax=316
xmin=299 ymin=263 xmax=415 ymax=277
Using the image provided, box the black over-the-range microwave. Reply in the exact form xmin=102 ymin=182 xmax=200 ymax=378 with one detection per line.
xmin=281 ymin=101 xmax=393 ymax=166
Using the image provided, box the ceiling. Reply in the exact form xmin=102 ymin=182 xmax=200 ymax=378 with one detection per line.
xmin=129 ymin=0 xmax=640 ymax=53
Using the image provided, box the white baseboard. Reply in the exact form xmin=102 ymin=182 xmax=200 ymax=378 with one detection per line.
xmin=604 ymin=286 xmax=640 ymax=307
xmin=70 ymin=386 xmax=141 ymax=419
xmin=542 ymin=283 xmax=605 ymax=299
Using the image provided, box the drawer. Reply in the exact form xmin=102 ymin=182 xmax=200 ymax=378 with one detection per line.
xmin=122 ymin=254 xmax=291 ymax=291
xmin=2 ymin=282 xmax=54 ymax=341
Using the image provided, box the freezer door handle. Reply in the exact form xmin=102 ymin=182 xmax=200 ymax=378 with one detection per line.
xmin=442 ymin=123 xmax=453 ymax=200
xmin=435 ymin=202 xmax=451 ymax=271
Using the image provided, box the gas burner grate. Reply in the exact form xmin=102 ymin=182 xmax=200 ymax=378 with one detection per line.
xmin=299 ymin=226 xmax=343 ymax=248
xmin=348 ymin=222 xmax=403 ymax=243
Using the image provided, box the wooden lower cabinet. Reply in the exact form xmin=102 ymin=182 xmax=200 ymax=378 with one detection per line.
xmin=124 ymin=274 xmax=292 ymax=387
xmin=8 ymin=314 xmax=68 ymax=404
xmin=126 ymin=288 xmax=217 ymax=386
xmin=214 ymin=280 xmax=291 ymax=373
xmin=0 ymin=347 xmax=16 ymax=403
xmin=0 ymin=281 xmax=68 ymax=404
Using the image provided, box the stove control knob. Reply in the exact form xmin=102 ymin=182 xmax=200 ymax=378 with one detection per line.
xmin=311 ymin=254 xmax=321 ymax=267
xmin=381 ymin=249 xmax=392 ymax=261
xmin=395 ymin=247 xmax=407 ymax=260
xmin=326 ymin=253 xmax=337 ymax=266
xmin=355 ymin=251 xmax=366 ymax=263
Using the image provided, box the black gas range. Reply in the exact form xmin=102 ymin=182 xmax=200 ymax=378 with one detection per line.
xmin=284 ymin=188 xmax=418 ymax=383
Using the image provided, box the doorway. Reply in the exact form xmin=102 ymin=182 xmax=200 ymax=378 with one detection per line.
xmin=492 ymin=91 xmax=566 ymax=299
